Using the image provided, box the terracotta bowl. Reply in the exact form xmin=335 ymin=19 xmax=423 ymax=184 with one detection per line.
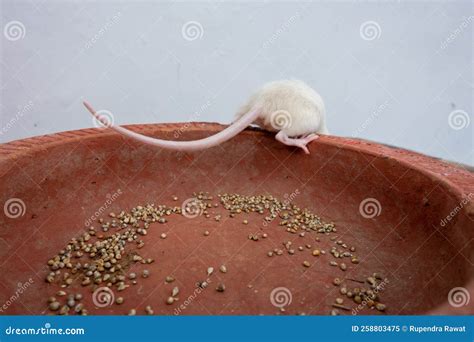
xmin=0 ymin=123 xmax=473 ymax=315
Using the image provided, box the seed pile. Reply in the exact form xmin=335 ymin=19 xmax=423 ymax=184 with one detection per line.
xmin=43 ymin=191 xmax=388 ymax=315
xmin=44 ymin=202 xmax=186 ymax=314
xmin=218 ymin=193 xmax=335 ymax=234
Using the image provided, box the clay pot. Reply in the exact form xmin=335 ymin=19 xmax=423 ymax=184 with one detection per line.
xmin=0 ymin=123 xmax=472 ymax=315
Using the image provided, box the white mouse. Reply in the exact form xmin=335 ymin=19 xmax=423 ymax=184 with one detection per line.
xmin=83 ymin=79 xmax=329 ymax=154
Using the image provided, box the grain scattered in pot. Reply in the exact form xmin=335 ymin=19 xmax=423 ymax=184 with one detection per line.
xmin=145 ymin=305 xmax=154 ymax=315
xmin=59 ymin=305 xmax=69 ymax=315
xmin=49 ymin=301 xmax=60 ymax=311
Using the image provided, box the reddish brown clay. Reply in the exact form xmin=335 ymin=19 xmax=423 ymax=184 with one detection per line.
xmin=0 ymin=123 xmax=472 ymax=315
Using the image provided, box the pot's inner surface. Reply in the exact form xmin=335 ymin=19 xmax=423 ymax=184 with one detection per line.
xmin=0 ymin=127 xmax=470 ymax=315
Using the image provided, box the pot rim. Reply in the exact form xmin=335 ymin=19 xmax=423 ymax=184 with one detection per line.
xmin=1 ymin=123 xmax=472 ymax=315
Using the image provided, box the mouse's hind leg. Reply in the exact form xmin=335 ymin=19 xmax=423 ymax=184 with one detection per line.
xmin=275 ymin=131 xmax=319 ymax=154
xmin=301 ymin=132 xmax=318 ymax=139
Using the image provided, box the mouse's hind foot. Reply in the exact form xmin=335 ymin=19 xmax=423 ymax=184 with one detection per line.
xmin=275 ymin=131 xmax=319 ymax=154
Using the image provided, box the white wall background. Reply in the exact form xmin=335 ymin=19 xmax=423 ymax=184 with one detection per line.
xmin=1 ymin=0 xmax=472 ymax=165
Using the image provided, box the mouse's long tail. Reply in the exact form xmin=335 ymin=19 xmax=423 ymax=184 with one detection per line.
xmin=83 ymin=101 xmax=260 ymax=151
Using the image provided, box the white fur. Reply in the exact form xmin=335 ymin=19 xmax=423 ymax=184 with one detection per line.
xmin=235 ymin=80 xmax=329 ymax=137
xmin=83 ymin=79 xmax=328 ymax=153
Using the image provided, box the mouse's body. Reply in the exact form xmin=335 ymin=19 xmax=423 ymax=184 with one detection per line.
xmin=235 ymin=79 xmax=328 ymax=137
xmin=83 ymin=79 xmax=328 ymax=154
